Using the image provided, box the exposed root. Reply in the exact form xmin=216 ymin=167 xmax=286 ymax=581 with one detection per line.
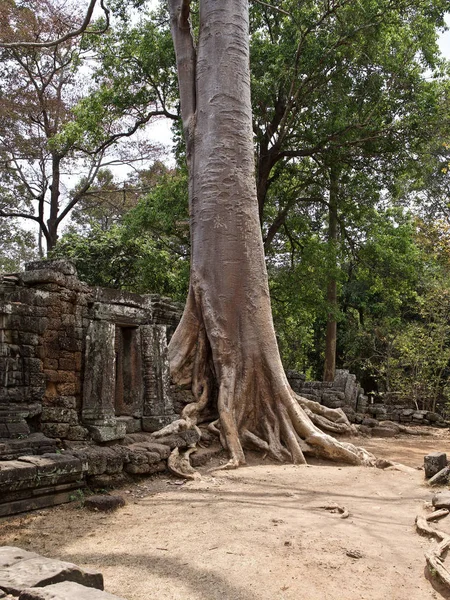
xmin=319 ymin=502 xmax=349 ymax=519
xmin=166 ymin=291 xmax=375 ymax=477
xmin=152 ymin=419 xmax=188 ymax=438
xmin=168 ymin=447 xmax=200 ymax=481
xmin=416 ymin=511 xmax=450 ymax=592
xmin=302 ymin=406 xmax=356 ymax=435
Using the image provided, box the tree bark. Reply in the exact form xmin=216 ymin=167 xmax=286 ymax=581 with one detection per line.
xmin=323 ymin=163 xmax=339 ymax=382
xmin=166 ymin=0 xmax=373 ymax=472
xmin=47 ymin=154 xmax=62 ymax=251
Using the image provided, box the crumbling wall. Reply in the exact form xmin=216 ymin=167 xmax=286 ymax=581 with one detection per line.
xmin=0 ymin=260 xmax=183 ymax=446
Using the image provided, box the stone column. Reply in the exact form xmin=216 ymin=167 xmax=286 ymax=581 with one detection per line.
xmin=82 ymin=321 xmax=125 ymax=441
xmin=141 ymin=324 xmax=177 ymax=432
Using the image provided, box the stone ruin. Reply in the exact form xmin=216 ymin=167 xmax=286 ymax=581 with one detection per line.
xmin=0 ymin=260 xmax=447 ymax=517
xmin=287 ymin=369 xmax=448 ymax=431
xmin=0 ymin=259 xmax=182 ymax=445
xmin=0 ymin=259 xmax=188 ymax=516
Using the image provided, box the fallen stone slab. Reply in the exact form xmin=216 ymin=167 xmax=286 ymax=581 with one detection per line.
xmin=427 ymin=466 xmax=450 ymax=487
xmin=0 ymin=548 xmax=40 ymax=569
xmin=19 ymin=581 xmax=126 ymax=600
xmin=0 ymin=548 xmax=103 ymax=596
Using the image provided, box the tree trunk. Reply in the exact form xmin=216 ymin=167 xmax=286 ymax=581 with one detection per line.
xmin=165 ymin=0 xmax=372 ymax=473
xmin=46 ymin=154 xmax=61 ymax=252
xmin=323 ymin=164 xmax=339 ymax=382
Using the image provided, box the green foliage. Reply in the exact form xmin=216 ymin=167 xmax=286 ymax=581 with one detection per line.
xmin=0 ymin=220 xmax=37 ymax=273
xmin=52 ymin=168 xmax=190 ymax=302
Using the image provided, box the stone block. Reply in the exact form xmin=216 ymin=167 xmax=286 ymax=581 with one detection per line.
xmin=40 ymin=423 xmax=70 ymax=439
xmin=88 ymin=423 xmax=126 ymax=443
xmin=19 ymin=581 xmax=126 ymax=599
xmin=424 ymin=452 xmax=447 ymax=479
xmin=0 ymin=547 xmax=40 ymax=569
xmin=371 ymin=425 xmax=398 ymax=438
xmin=361 ymin=417 xmax=378 ymax=428
xmin=427 ymin=466 xmax=450 ymax=486
xmin=25 ymin=259 xmax=77 ymax=276
xmin=18 ymin=454 xmax=83 ymax=477
xmin=0 ymin=461 xmax=37 ymax=485
xmin=152 ymin=428 xmax=201 ymax=449
xmin=84 ymin=494 xmax=126 ymax=512
xmin=0 ymin=551 xmax=104 ymax=596
xmin=432 ymin=491 xmax=450 ymax=510
xmin=55 ymin=383 xmax=76 ymax=396
xmin=41 ymin=407 xmax=73 ymax=423
xmin=126 ymin=441 xmax=171 ymax=460
xmin=66 ymin=426 xmax=89 ymax=441
xmin=116 ymin=416 xmax=141 ymax=434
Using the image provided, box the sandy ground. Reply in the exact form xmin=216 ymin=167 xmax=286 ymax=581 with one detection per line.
xmin=1 ymin=432 xmax=450 ymax=600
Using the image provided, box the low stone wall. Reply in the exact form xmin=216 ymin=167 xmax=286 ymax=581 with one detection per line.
xmin=287 ymin=369 xmax=448 ymax=429
xmin=0 ymin=429 xmax=206 ymax=516
xmin=287 ymin=369 xmax=369 ymax=417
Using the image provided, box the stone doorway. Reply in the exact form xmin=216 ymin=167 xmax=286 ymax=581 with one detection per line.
xmin=114 ymin=325 xmax=142 ymax=418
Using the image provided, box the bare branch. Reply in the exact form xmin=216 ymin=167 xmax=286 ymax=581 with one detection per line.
xmin=0 ymin=0 xmax=110 ymax=49
xmin=251 ymin=0 xmax=291 ymax=17
xmin=0 ymin=210 xmax=41 ymax=223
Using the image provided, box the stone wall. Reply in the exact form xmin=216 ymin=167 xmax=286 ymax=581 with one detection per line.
xmin=287 ymin=369 xmax=369 ymax=420
xmin=0 ymin=260 xmax=183 ymax=446
xmin=287 ymin=369 xmax=447 ymax=427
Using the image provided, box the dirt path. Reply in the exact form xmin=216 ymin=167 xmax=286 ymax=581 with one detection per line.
xmin=1 ymin=434 xmax=449 ymax=600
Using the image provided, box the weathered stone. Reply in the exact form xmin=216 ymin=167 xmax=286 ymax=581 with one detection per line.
xmin=371 ymin=425 xmax=397 ymax=438
xmin=19 ymin=581 xmax=126 ymax=600
xmin=0 ymin=461 xmax=37 ymax=485
xmin=126 ymin=441 xmax=171 ymax=460
xmin=424 ymin=452 xmax=448 ymax=479
xmin=428 ymin=466 xmax=450 ymax=486
xmin=87 ymin=473 xmax=132 ymax=489
xmin=40 ymin=407 xmax=73 ymax=423
xmin=124 ymin=460 xmax=166 ymax=475
xmin=88 ymin=424 xmax=126 ymax=443
xmin=361 ymin=417 xmax=378 ymax=428
xmin=66 ymin=426 xmax=89 ymax=441
xmin=84 ymin=494 xmax=126 ymax=512
xmin=40 ymin=423 xmax=70 ymax=439
xmin=426 ymin=412 xmax=442 ymax=423
xmin=0 ymin=547 xmax=40 ymax=569
xmin=25 ymin=260 xmax=77 ymax=276
xmin=0 ymin=548 xmax=103 ymax=595
xmin=432 ymin=491 xmax=450 ymax=510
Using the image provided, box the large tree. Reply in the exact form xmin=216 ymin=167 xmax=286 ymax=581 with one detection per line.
xmin=163 ymin=0 xmax=373 ymax=474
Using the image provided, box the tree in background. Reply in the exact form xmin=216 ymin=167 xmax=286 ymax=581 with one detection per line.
xmin=0 ymin=0 xmax=169 ymax=252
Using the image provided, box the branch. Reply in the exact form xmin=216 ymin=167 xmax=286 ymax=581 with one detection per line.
xmin=0 ymin=210 xmax=41 ymax=223
xmin=252 ymin=0 xmax=291 ymax=16
xmin=0 ymin=0 xmax=110 ymax=49
xmin=168 ymin=0 xmax=196 ymax=149
xmin=76 ymin=110 xmax=168 ymax=156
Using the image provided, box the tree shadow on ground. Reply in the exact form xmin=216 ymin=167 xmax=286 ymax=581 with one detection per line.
xmin=62 ymin=550 xmax=261 ymax=600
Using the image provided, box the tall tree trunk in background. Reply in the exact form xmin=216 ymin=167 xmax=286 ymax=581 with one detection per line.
xmin=165 ymin=0 xmax=373 ymax=474
xmin=323 ymin=164 xmax=339 ymax=382
xmin=46 ymin=154 xmax=62 ymax=252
